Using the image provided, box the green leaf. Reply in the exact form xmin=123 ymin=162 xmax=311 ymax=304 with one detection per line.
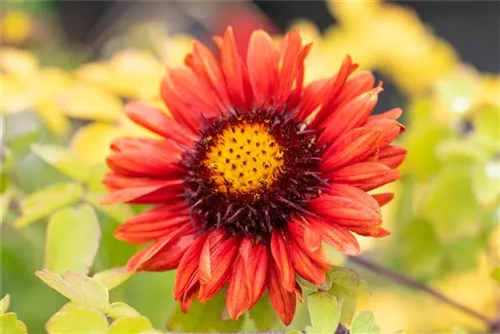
xmin=35 ymin=269 xmax=109 ymax=314
xmin=473 ymin=106 xmax=500 ymax=151
xmin=248 ymin=294 xmax=277 ymax=332
xmin=330 ymin=285 xmax=356 ymax=325
xmin=93 ymin=267 xmax=131 ymax=291
xmin=45 ymin=205 xmax=101 ymax=275
xmin=402 ymin=124 xmax=451 ymax=179
xmin=108 ymin=316 xmax=153 ymax=334
xmin=31 ymin=144 xmax=90 ymax=182
xmin=422 ymin=165 xmax=482 ymax=241
xmin=107 ymin=302 xmax=141 ymax=320
xmin=46 ymin=303 xmax=108 ymax=334
xmin=491 ymin=267 xmax=500 ymax=283
xmin=306 ymin=291 xmax=340 ymax=334
xmin=0 ymin=313 xmax=28 ymax=334
xmin=0 ymin=294 xmax=10 ymax=315
xmin=350 ymin=311 xmax=380 ymax=334
xmin=328 ymin=266 xmax=366 ymax=291
xmin=13 ymin=182 xmax=83 ymax=228
xmin=167 ymin=291 xmax=243 ymax=332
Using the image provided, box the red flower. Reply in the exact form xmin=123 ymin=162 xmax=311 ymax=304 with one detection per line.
xmin=103 ymin=27 xmax=406 ymax=325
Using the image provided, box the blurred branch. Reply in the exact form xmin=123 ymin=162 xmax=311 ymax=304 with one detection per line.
xmin=348 ymin=256 xmax=494 ymax=328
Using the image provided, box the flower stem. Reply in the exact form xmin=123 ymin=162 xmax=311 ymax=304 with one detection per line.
xmin=348 ymin=255 xmax=493 ymax=326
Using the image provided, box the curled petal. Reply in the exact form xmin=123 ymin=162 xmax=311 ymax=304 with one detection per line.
xmin=267 ymin=263 xmax=296 ymax=326
xmin=270 ymin=229 xmax=295 ymax=292
xmin=226 ymin=256 xmax=251 ymax=320
xmin=240 ymin=239 xmax=269 ymax=306
xmin=174 ymin=234 xmax=207 ymax=301
xmin=369 ymin=107 xmax=403 ymax=120
xmin=198 ymin=232 xmax=240 ymax=302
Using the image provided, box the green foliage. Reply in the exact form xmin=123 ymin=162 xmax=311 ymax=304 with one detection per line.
xmin=167 ymin=292 xmax=244 ymax=332
xmin=0 ymin=295 xmax=28 ymax=334
xmin=36 ymin=269 xmax=110 ymax=314
xmin=31 ymin=144 xmax=90 ymax=182
xmin=45 ymin=205 xmax=101 ymax=275
xmin=108 ymin=316 xmax=153 ymax=334
xmin=46 ymin=303 xmax=108 ymax=334
xmin=93 ymin=267 xmax=131 ymax=291
xmin=306 ymin=291 xmax=340 ymax=334
xmin=350 ymin=311 xmax=380 ymax=334
xmin=13 ymin=182 xmax=84 ymax=228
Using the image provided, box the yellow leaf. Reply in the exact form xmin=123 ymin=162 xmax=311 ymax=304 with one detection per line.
xmin=70 ymin=123 xmax=126 ymax=166
xmin=60 ymin=83 xmax=123 ymax=121
xmin=75 ymin=61 xmax=110 ymax=89
xmin=32 ymin=144 xmax=90 ymax=181
xmin=108 ymin=316 xmax=153 ymax=334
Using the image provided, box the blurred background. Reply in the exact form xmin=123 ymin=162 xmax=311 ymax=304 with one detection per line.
xmin=1 ymin=1 xmax=499 ymax=333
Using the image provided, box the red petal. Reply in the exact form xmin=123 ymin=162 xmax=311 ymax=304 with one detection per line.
xmin=114 ymin=202 xmax=190 ymax=244
xmin=286 ymin=222 xmax=331 ymax=269
xmin=127 ymin=227 xmax=196 ymax=272
xmin=365 ymin=118 xmax=405 ymax=147
xmin=180 ymin=283 xmax=199 ymax=313
xmin=102 ymin=174 xmax=184 ymax=204
xmin=372 ymin=193 xmax=394 ymax=206
xmin=329 ymin=162 xmax=401 ymax=191
xmin=296 ymin=78 xmax=328 ymax=120
xmin=308 ymin=194 xmax=381 ymax=228
xmin=325 ymin=184 xmax=381 ymax=213
xmin=285 ymin=229 xmax=327 ymax=286
xmin=247 ymin=30 xmax=278 ymax=107
xmin=318 ymin=86 xmax=383 ymax=145
xmin=218 ymin=27 xmax=253 ymax=109
xmin=124 ymin=102 xmax=198 ymax=145
xmin=369 ymin=107 xmax=403 ymax=120
xmin=377 ymin=145 xmax=407 ymax=168
xmin=226 ymin=256 xmax=251 ymax=320
xmin=198 ymin=233 xmax=240 ymax=302
xmin=306 ymin=215 xmax=360 ymax=255
xmin=270 ymin=229 xmax=295 ymax=292
xmin=310 ymin=56 xmax=359 ymax=127
xmin=334 ymin=71 xmax=375 ymax=107
xmin=174 ymin=234 xmax=207 ymax=301
xmin=192 ymin=41 xmax=231 ymax=108
xmin=321 ymin=126 xmax=383 ymax=172
xmin=240 ymin=239 xmax=269 ymax=306
xmin=267 ymin=263 xmax=296 ymax=326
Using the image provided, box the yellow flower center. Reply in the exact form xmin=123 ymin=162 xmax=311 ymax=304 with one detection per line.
xmin=204 ymin=121 xmax=285 ymax=195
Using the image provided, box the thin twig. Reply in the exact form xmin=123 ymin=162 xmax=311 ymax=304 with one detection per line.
xmin=348 ymin=255 xmax=493 ymax=326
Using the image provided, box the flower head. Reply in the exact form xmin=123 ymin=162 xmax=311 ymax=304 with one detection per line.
xmin=103 ymin=27 xmax=406 ymax=324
